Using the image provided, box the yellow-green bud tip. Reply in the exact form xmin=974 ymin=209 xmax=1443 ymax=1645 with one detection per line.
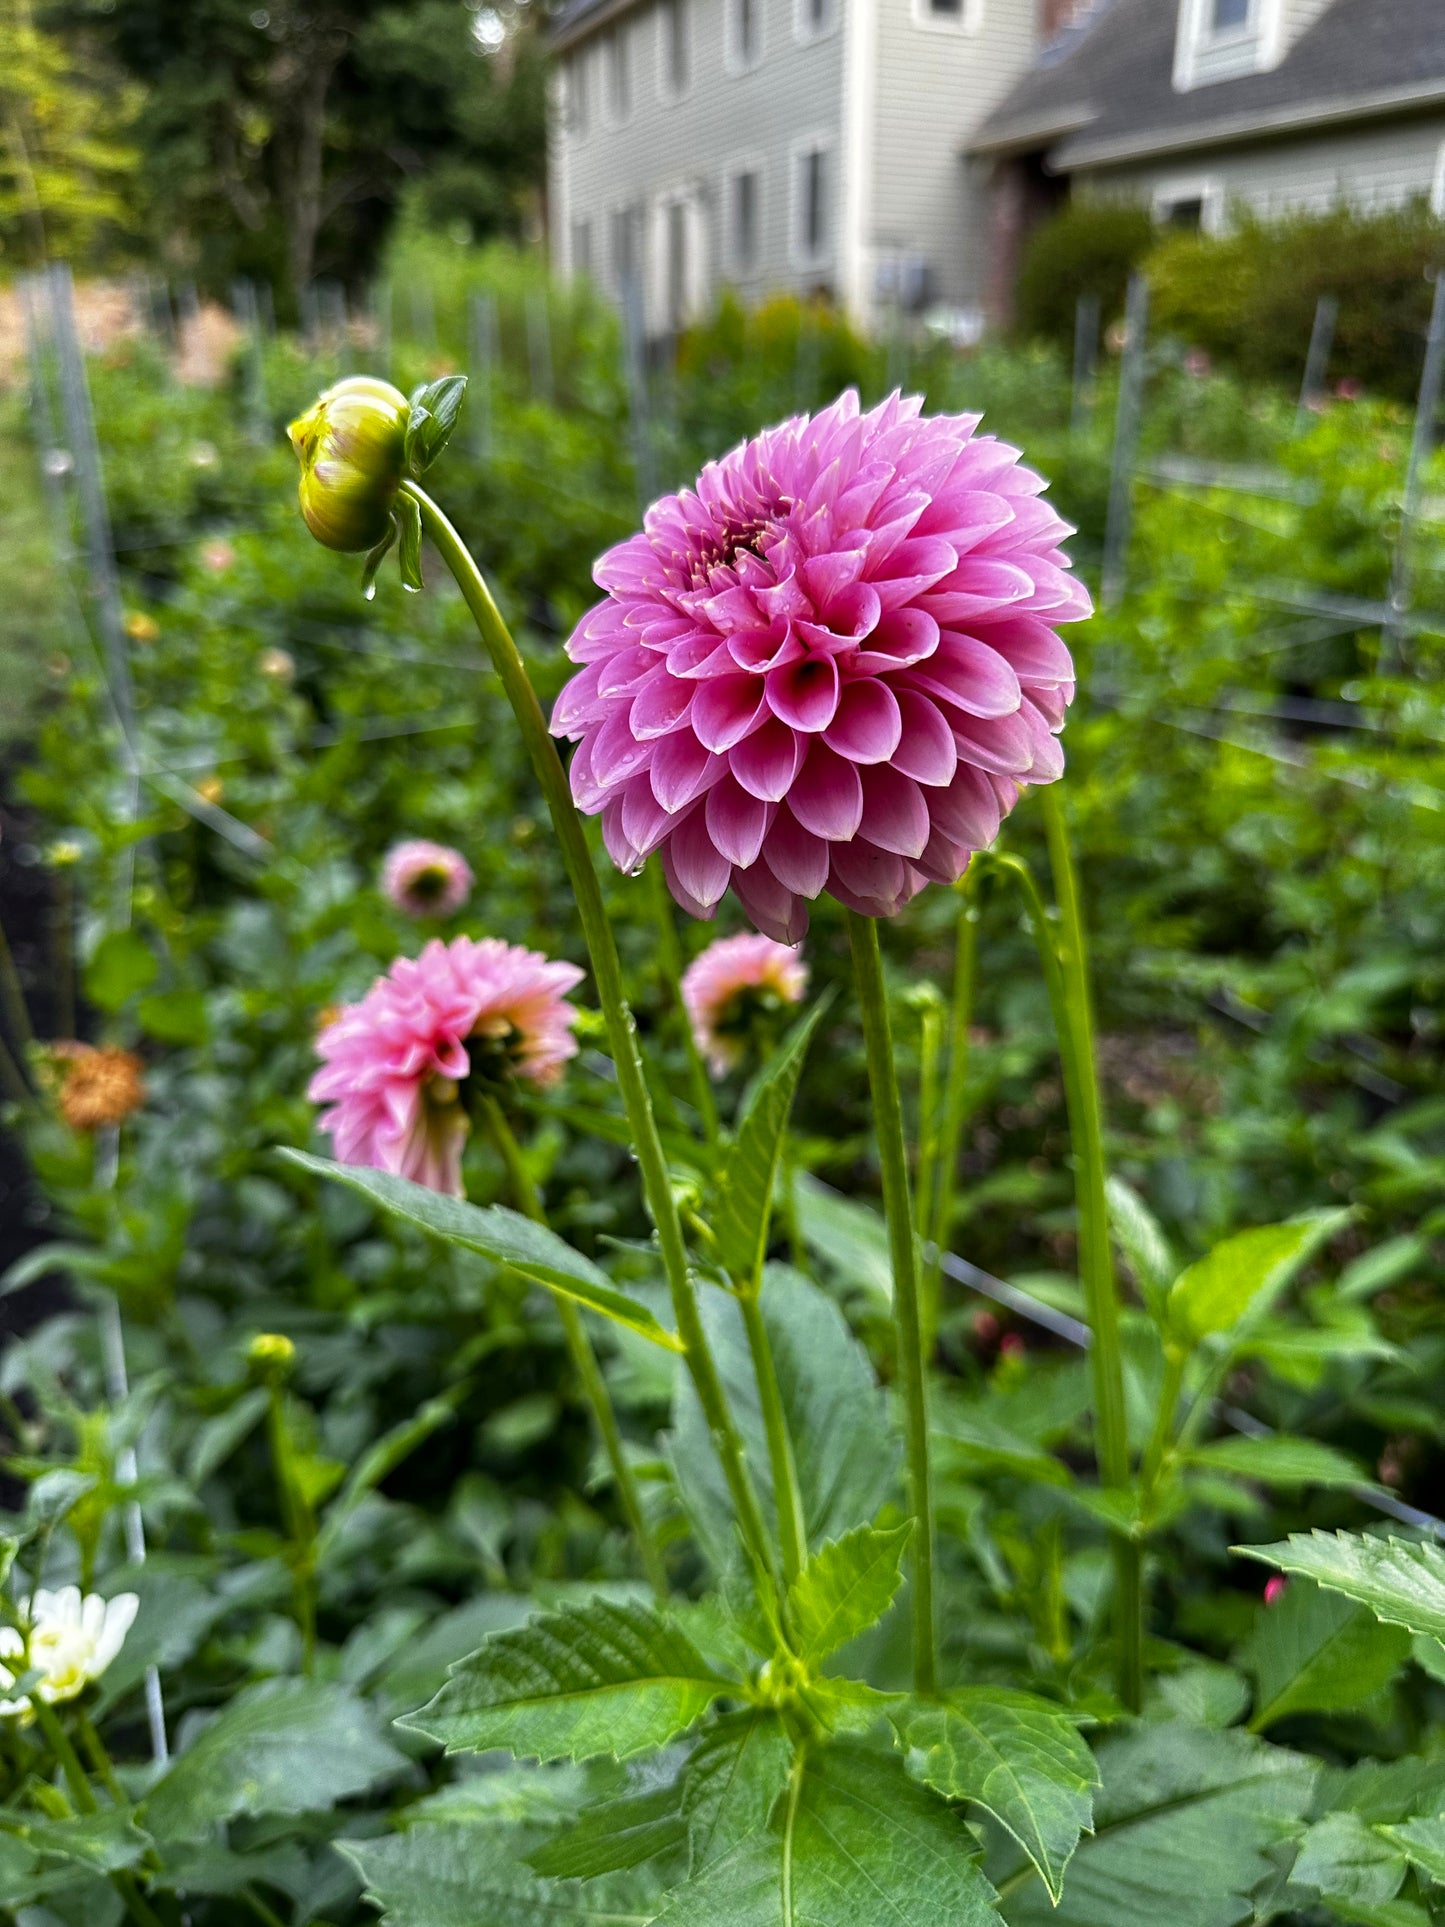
xmin=287 ymin=376 xmax=409 ymax=554
xmin=248 ymin=1331 xmax=296 ymax=1371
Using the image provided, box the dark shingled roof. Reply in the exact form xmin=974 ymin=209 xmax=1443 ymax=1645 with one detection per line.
xmin=551 ymin=0 xmax=635 ymax=47
xmin=973 ymin=0 xmax=1445 ymax=168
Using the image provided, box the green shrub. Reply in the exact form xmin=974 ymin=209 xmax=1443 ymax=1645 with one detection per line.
xmin=1014 ymin=200 xmax=1155 ymax=348
xmin=1146 ymin=200 xmax=1445 ymax=400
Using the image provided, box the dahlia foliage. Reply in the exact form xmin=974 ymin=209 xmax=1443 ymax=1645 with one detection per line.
xmin=552 ymin=391 xmax=1089 ymax=940
xmin=309 ymin=937 xmax=583 ymax=1197
xmin=382 ymin=839 xmax=474 ymax=918
xmin=682 ymin=932 xmax=808 ymax=1077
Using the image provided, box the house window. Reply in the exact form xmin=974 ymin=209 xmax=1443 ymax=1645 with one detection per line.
xmin=571 ymin=217 xmax=593 ymax=279
xmin=611 ymin=203 xmax=644 ymax=292
xmin=1152 ymin=178 xmax=1224 ymax=234
xmin=605 ymin=26 xmax=632 ymax=120
xmin=913 ymin=0 xmax=984 ymax=32
xmin=660 ymin=0 xmax=691 ymax=97
xmin=568 ymin=51 xmax=590 ymax=135
xmin=728 ymin=0 xmax=763 ymax=72
xmin=795 ymin=0 xmax=836 ymax=42
xmin=730 ymin=166 xmax=762 ymax=273
xmin=1209 ymin=0 xmax=1251 ymax=30
xmin=793 ymin=141 xmax=831 ymax=265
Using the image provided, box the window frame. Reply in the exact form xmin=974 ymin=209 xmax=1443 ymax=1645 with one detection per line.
xmin=724 ymin=0 xmax=765 ymax=76
xmin=657 ymin=0 xmax=693 ymax=102
xmin=1150 ymin=175 xmax=1226 ymax=235
xmin=789 ymin=133 xmax=835 ymax=270
xmin=566 ymin=47 xmax=591 ymax=137
xmin=1203 ymin=0 xmax=1254 ymax=43
xmin=724 ymin=154 xmax=767 ymax=277
xmin=793 ymin=0 xmax=838 ymax=47
xmin=910 ymin=0 xmax=984 ymax=37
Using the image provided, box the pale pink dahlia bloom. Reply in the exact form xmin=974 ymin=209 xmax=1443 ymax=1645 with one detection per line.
xmin=309 ymin=937 xmax=584 ymax=1196
xmin=551 ymin=391 xmax=1088 ymax=941
xmin=381 ymin=839 xmax=474 ymax=918
xmin=682 ymin=933 xmax=809 ymax=1077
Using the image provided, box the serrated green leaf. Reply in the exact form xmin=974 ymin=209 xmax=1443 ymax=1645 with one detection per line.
xmin=681 ymin=1711 xmax=794 ymax=1873
xmin=1237 ymin=1531 xmax=1445 ymax=1641
xmin=1152 ymin=1661 xmax=1250 ymax=1729
xmin=0 ymin=1810 xmax=150 ymax=1876
xmin=1242 ymin=1579 xmax=1411 ymax=1729
xmin=529 ymin=1786 xmax=687 ymax=1879
xmin=714 ymin=1000 xmax=828 ymax=1289
xmin=1380 ymin=1816 xmax=1445 ymax=1885
xmin=670 ymin=1265 xmax=898 ymax=1571
xmin=787 ymin=1522 xmax=911 ymax=1663
xmin=655 ymin=1741 xmax=999 ymax=1927
xmin=84 ymin=928 xmax=157 ymax=1012
xmin=406 ymin=375 xmax=468 ymax=474
xmin=1292 ymin=1811 xmax=1407 ymax=1908
xmin=1188 ymin=1433 xmax=1365 ymax=1490
xmin=344 ymin=1827 xmax=655 ymax=1927
xmin=406 ymin=1597 xmax=728 ymax=1762
xmin=1105 ymin=1176 xmax=1175 ymax=1311
xmin=1168 ymin=1210 xmax=1346 ymax=1344
xmin=144 ymin=1678 xmax=405 ymax=1840
xmin=282 ymin=1152 xmax=682 ymax=1351
xmin=894 ymin=1689 xmax=1097 ymax=1903
xmin=1001 ymin=1723 xmax=1317 ymax=1927
xmin=396 ymin=487 xmax=424 ymax=591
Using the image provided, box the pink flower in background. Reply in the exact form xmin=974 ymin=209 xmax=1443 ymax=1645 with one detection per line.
xmin=309 ymin=937 xmax=584 ymax=1196
xmin=382 ymin=839 xmax=474 ymax=918
xmin=682 ymin=932 xmax=808 ymax=1076
xmin=1263 ymin=1576 xmax=1288 ymax=1607
xmin=551 ymin=390 xmax=1087 ymax=941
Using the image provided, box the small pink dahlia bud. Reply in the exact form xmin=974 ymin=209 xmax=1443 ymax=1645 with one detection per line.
xmin=682 ymin=933 xmax=808 ymax=1077
xmin=1263 ymin=1576 xmax=1287 ymax=1607
xmin=308 ymin=936 xmax=584 ymax=1197
xmin=550 ymin=390 xmax=1089 ymax=941
xmin=382 ymin=839 xmax=474 ymax=918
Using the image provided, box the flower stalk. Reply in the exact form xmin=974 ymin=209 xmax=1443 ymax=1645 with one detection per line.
xmin=925 ymin=871 xmax=981 ymax=1321
xmin=401 ymin=480 xmax=777 ymax=1604
xmin=477 ymin=1094 xmax=668 ymax=1599
xmin=847 ymin=911 xmax=937 ymax=1698
xmin=646 ymin=859 xmax=720 ymax=1146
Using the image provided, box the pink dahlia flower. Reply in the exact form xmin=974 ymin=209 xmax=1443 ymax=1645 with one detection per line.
xmin=382 ymin=839 xmax=474 ymax=918
xmin=551 ymin=391 xmax=1088 ymax=941
xmin=682 ymin=933 xmax=809 ymax=1077
xmin=309 ymin=937 xmax=584 ymax=1196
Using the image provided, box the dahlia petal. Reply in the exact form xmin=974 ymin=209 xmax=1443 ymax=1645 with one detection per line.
xmin=590 ymin=708 xmax=654 ymax=787
xmin=921 ymin=559 xmax=1038 ymax=623
xmin=981 ymin=615 xmax=1075 ymax=685
xmin=850 ymin=607 xmax=940 ymax=673
xmin=601 ymin=798 xmax=641 ymax=873
xmin=650 ymin=732 xmax=727 ymax=812
xmin=930 ymin=763 xmax=1002 ymax=850
xmin=692 ymin=674 xmax=769 ymax=753
xmin=1029 ymin=682 xmax=1072 ymax=729
xmin=912 ymin=487 xmax=1016 ymax=546
xmin=732 ymin=861 xmax=809 ymax=945
xmin=760 ymin=806 xmax=831 ymax=897
xmin=828 ymin=840 xmax=912 ymax=917
xmin=889 ymin=688 xmax=958 ymax=785
xmin=551 ymin=660 xmax=607 ymax=735
xmin=1019 ymin=697 xmax=1066 ymax=781
xmin=661 ymin=845 xmax=718 ymax=922
xmin=801 ymin=547 xmax=867 ymax=606
xmin=594 ymin=534 xmax=662 ymax=593
xmin=765 ymin=654 xmax=840 ymax=733
xmin=629 ymin=668 xmax=694 ymax=740
xmin=706 ymin=777 xmax=774 ymax=869
xmin=788 ymin=742 xmax=864 ymax=842
xmin=858 ymin=764 xmax=930 ymax=858
xmin=669 ymin=806 xmax=732 ymax=909
xmin=823 ymin=679 xmax=902 ymax=765
xmin=568 ymin=730 xmax=610 ymax=811
xmin=949 ymin=707 xmax=1036 ymax=777
xmin=596 ymin=645 xmax=656 ymax=699
xmin=917 ymin=634 xmax=1023 ymax=719
xmin=621 ymin=777 xmax=673 ymax=857
xmin=729 ymin=717 xmax=807 ymax=801
xmin=916 ymin=827 xmax=972 ymax=887
xmin=727 ymin=625 xmax=804 ymax=674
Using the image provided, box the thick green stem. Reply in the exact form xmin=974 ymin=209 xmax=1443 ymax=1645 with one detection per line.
xmin=927 ymin=872 xmax=981 ymax=1304
xmin=478 ymin=1095 xmax=668 ymax=1598
xmin=913 ymin=996 xmax=944 ymax=1332
xmin=404 ymin=481 xmax=776 ymax=1600
xmin=75 ymin=1708 xmax=125 ymax=1803
xmin=648 ymin=859 xmax=720 ymax=1146
xmin=996 ymin=818 xmax=1142 ymax=1712
xmin=267 ymin=1387 xmax=317 ymax=1672
xmin=739 ymin=1287 xmax=806 ymax=1588
xmin=846 ymin=912 xmax=937 ymax=1697
xmin=1138 ymin=1344 xmax=1187 ymax=1522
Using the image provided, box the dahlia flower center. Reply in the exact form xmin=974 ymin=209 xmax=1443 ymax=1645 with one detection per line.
xmin=407 ymin=864 xmax=450 ymax=903
xmin=461 ymin=1015 xmax=526 ymax=1089
xmin=687 ymin=505 xmax=789 ymax=588
xmin=713 ymin=983 xmax=789 ymax=1054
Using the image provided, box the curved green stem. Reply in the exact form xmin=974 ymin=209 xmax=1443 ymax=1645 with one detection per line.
xmin=478 ymin=1094 xmax=668 ymax=1598
xmin=992 ymin=835 xmax=1141 ymax=1711
xmin=648 ymin=858 xmax=720 ymax=1146
xmin=846 ymin=911 xmax=937 ymax=1697
xmin=926 ymin=871 xmax=981 ymax=1307
xmin=739 ymin=1287 xmax=806 ymax=1588
xmin=913 ymin=995 xmax=944 ymax=1342
xmin=403 ymin=481 xmax=776 ymax=1602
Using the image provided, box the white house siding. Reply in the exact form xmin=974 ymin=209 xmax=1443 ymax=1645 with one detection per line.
xmin=868 ymin=0 xmax=1038 ymax=320
xmin=1079 ymin=117 xmax=1445 ymax=226
xmin=550 ymin=0 xmax=846 ymax=333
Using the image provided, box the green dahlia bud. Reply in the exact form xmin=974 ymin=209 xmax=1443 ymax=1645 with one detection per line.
xmin=287 ymin=376 xmax=409 ymax=553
